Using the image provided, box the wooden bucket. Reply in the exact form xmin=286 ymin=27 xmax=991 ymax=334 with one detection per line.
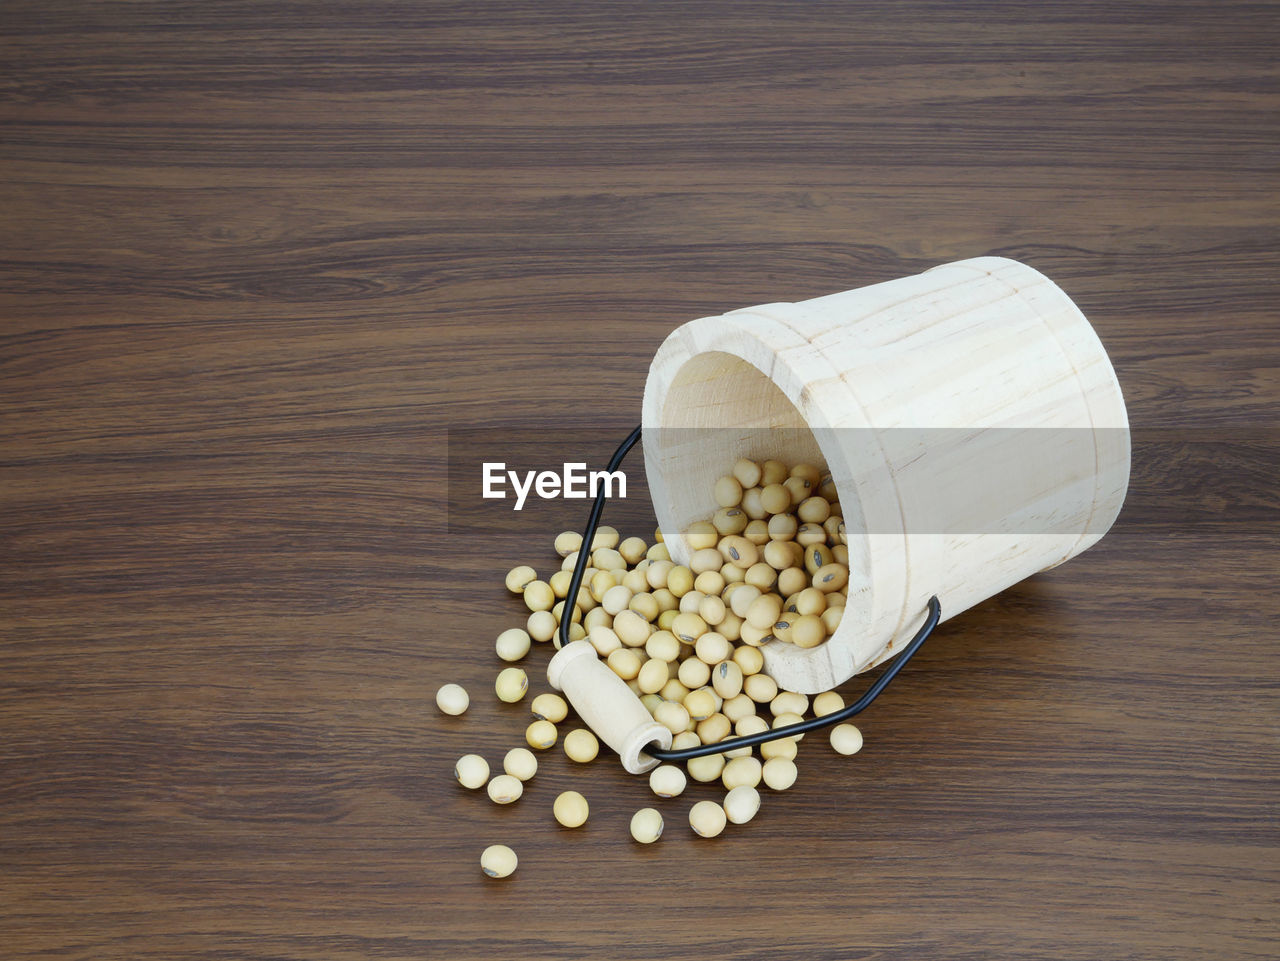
xmin=641 ymin=256 xmax=1130 ymax=694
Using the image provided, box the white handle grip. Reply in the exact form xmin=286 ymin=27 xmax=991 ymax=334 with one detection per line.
xmin=547 ymin=641 xmax=672 ymax=774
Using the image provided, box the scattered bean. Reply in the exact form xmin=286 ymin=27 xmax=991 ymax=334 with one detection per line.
xmin=830 ymin=723 xmax=864 ymax=755
xmin=436 ymin=683 xmax=469 ymax=716
xmin=487 ymin=774 xmax=523 ymax=804
xmin=495 ymin=628 xmax=532 ymax=662
xmin=481 ymin=844 xmax=518 ymax=878
xmin=630 ymin=807 xmax=664 ymax=843
xmin=649 ymin=764 xmax=687 ymax=798
xmin=503 ymin=748 xmax=537 ymax=781
xmin=553 ymin=790 xmax=589 ymax=828
xmin=454 ymin=754 xmax=489 ymax=789
xmin=504 ymin=566 xmax=537 ymax=594
xmin=564 ymin=729 xmax=599 ymax=763
xmin=689 ymin=800 xmax=728 ymax=838
xmin=495 ymin=667 xmax=528 ymax=703
xmin=530 ymin=692 xmax=568 ymax=722
xmin=762 ymin=757 xmax=798 ymax=791
xmin=723 ymin=785 xmax=761 ymax=825
xmin=525 ymin=719 xmax=558 ymax=750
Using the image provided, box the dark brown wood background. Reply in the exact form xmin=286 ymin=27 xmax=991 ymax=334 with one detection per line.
xmin=2 ymin=2 xmax=1277 ymax=959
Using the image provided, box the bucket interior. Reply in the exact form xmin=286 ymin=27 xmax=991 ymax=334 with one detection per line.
xmin=646 ymin=349 xmax=827 ymax=541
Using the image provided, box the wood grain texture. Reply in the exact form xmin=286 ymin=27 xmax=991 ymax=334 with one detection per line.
xmin=1 ymin=2 xmax=1276 ymax=959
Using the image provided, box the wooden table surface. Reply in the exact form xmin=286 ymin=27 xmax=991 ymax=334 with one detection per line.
xmin=3 ymin=3 xmax=1277 ymax=959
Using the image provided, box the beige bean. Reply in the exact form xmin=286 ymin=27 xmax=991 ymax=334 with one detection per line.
xmin=523 ymin=580 xmax=555 ymax=612
xmin=711 ymin=659 xmax=744 ymax=699
xmin=553 ymin=790 xmax=589 ymax=828
xmin=654 ymin=700 xmax=692 ymax=735
xmin=732 ymin=458 xmax=762 ymax=489
xmin=671 ymin=612 xmax=708 ymax=644
xmin=739 ymin=486 xmax=767 ymax=519
xmin=436 ymin=683 xmax=469 ymax=716
xmin=505 ymin=565 xmax=538 ymax=594
xmin=760 ymin=483 xmax=791 ymax=515
xmin=790 ymin=613 xmax=826 ymax=649
xmin=606 ymin=648 xmax=642 ymax=681
xmin=677 ymin=656 xmax=711 ymax=690
xmin=683 ymin=687 xmax=719 ymax=722
xmin=695 ymin=711 xmax=731 ymax=744
xmin=718 ymin=535 xmax=758 ymax=569
xmin=732 ymin=645 xmax=764 ymax=676
xmin=796 ymin=495 xmax=831 ymax=524
xmin=530 ymin=692 xmax=568 ymax=722
xmin=630 ymin=807 xmax=664 ymax=843
xmin=695 ymin=631 xmax=732 ymax=665
xmin=714 ymin=475 xmax=744 ymax=508
xmin=495 ymin=627 xmax=532 ymax=662
xmin=760 ymin=460 xmax=788 ymax=486
xmin=712 ymin=507 xmax=749 ymax=536
xmin=481 ymin=844 xmax=518 ymax=878
xmin=649 ymin=764 xmax=687 ymax=798
xmin=587 ymin=625 xmax=622 ymax=657
xmin=813 ymin=563 xmax=849 ymax=593
xmin=830 ymin=723 xmax=864 ymax=755
xmin=666 ymin=564 xmax=695 ymax=597
xmin=813 ymin=691 xmax=846 ymax=717
xmin=723 ymin=785 xmax=761 ymax=825
xmin=721 ymin=756 xmax=763 ymax=790
xmin=686 ymin=752 xmax=726 ymax=783
xmin=762 ymin=757 xmax=798 ymax=790
xmin=618 ymin=536 xmax=648 ymax=565
xmin=698 ymin=594 xmax=727 ymax=627
xmin=503 ymin=748 xmax=538 ymax=781
xmin=689 ymin=799 xmax=727 ymax=838
xmin=590 ymin=526 xmax=620 ymax=551
xmin=454 ymin=754 xmax=489 ymax=789
xmin=637 ymin=657 xmax=670 ymax=694
xmin=488 ymin=774 xmax=523 ymax=804
xmin=563 ymin=729 xmax=599 ymax=763
xmin=721 ymin=692 xmax=756 ymax=723
xmin=525 ymin=719 xmax=558 ymax=750
xmin=613 ymin=609 xmax=652 ymax=647
xmin=685 ymin=521 xmax=719 ymax=551
xmin=743 ymin=673 xmax=778 ymax=704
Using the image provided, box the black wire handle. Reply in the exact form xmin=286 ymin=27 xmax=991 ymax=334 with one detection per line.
xmin=556 ymin=424 xmax=941 ymax=762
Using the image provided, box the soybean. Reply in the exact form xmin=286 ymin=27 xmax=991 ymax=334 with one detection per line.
xmin=505 ymin=566 xmax=537 ymax=594
xmin=503 ymin=748 xmax=538 ymax=781
xmin=723 ymin=785 xmax=762 ymax=825
xmin=454 ymin=754 xmax=489 ymax=789
xmin=722 ymin=756 xmax=763 ymax=790
xmin=481 ymin=844 xmax=518 ymax=878
xmin=435 ymin=683 xmax=469 ymax=716
xmin=530 ymin=692 xmax=568 ymax=723
xmin=564 ymin=729 xmax=599 ymax=763
xmin=630 ymin=807 xmax=664 ymax=844
xmin=689 ymin=800 xmax=728 ymax=838
xmin=523 ymin=580 xmax=555 ymax=612
xmin=553 ymin=790 xmax=589 ymax=828
xmin=649 ymin=764 xmax=687 ymax=798
xmin=495 ymin=667 xmax=528 ymax=703
xmin=525 ymin=719 xmax=558 ymax=750
xmin=487 ymin=774 xmax=523 ymax=804
xmin=495 ymin=628 xmax=532 ymax=662
xmin=830 ymin=723 xmax=864 ymax=755
xmin=762 ymin=757 xmax=798 ymax=791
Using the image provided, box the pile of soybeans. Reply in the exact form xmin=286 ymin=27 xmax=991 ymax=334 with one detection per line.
xmin=439 ymin=457 xmax=866 ymax=879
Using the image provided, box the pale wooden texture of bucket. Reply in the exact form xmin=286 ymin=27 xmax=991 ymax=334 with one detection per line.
xmin=642 ymin=257 xmax=1130 ymax=694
